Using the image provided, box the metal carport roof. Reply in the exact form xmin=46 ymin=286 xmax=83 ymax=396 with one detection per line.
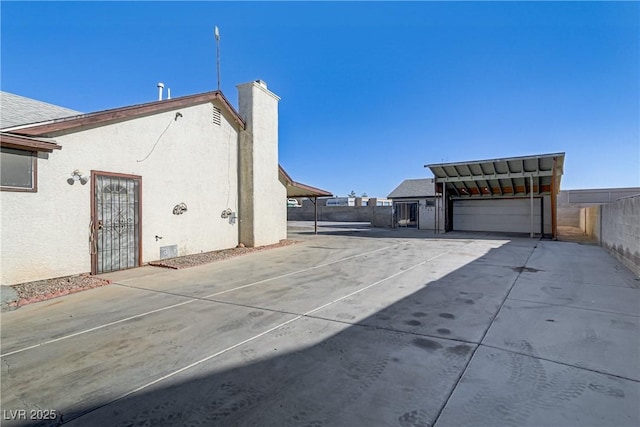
xmin=425 ymin=152 xmax=565 ymax=198
xmin=425 ymin=153 xmax=565 ymax=239
xmin=278 ymin=165 xmax=332 ymax=198
xmin=278 ymin=165 xmax=332 ymax=234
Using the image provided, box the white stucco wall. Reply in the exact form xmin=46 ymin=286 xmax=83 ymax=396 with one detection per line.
xmin=238 ymin=81 xmax=286 ymax=247
xmin=1 ymin=101 xmax=240 ymax=285
xmin=418 ymin=199 xmax=442 ymax=231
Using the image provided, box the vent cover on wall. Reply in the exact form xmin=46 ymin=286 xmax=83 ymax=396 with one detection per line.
xmin=212 ymin=106 xmax=221 ymax=126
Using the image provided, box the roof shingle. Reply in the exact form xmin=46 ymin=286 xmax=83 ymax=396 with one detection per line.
xmin=388 ymin=178 xmax=436 ymax=199
xmin=0 ymin=91 xmax=81 ymax=129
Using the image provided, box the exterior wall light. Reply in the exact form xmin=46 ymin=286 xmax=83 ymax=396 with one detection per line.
xmin=67 ymin=169 xmax=88 ymax=185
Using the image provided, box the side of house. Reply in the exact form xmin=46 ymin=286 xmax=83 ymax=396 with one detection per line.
xmin=1 ymin=81 xmax=285 ymax=285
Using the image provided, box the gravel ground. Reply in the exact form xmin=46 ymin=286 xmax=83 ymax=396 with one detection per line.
xmin=148 ymin=239 xmax=298 ymax=269
xmin=9 ymin=239 xmax=299 ymax=307
xmin=11 ymin=274 xmax=111 ymax=307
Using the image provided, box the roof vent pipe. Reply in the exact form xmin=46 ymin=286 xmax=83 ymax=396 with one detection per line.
xmin=157 ymin=82 xmax=164 ymax=101
xmin=167 ymin=88 xmax=171 ymax=100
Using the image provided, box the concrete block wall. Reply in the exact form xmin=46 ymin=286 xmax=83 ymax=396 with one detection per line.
xmin=559 ymin=188 xmax=640 ymax=228
xmin=580 ymin=206 xmax=600 ymax=239
xmin=581 ymin=195 xmax=640 ymax=277
xmin=287 ymin=199 xmax=393 ymax=226
xmin=558 ymin=192 xmax=581 ymax=227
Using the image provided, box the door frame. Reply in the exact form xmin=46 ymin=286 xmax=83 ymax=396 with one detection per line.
xmin=393 ymin=200 xmax=419 ymax=228
xmin=90 ymin=170 xmax=143 ymax=275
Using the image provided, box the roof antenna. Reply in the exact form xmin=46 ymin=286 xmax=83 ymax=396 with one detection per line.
xmin=215 ymin=26 xmax=221 ymax=91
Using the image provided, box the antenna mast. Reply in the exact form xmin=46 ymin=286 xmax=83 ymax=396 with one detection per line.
xmin=215 ymin=26 xmax=221 ymax=91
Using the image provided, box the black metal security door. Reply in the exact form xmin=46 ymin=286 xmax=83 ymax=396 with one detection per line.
xmin=92 ymin=172 xmax=141 ymax=274
xmin=394 ymin=202 xmax=418 ymax=228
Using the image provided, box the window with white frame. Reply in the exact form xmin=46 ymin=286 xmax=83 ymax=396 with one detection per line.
xmin=1 ymin=147 xmax=37 ymax=191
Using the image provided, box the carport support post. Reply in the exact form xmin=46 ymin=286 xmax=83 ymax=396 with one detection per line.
xmin=442 ymin=183 xmax=447 ymax=232
xmin=314 ymin=197 xmax=318 ymax=234
xmin=551 ymin=156 xmax=558 ymax=240
xmin=530 ymin=175 xmax=534 ymax=238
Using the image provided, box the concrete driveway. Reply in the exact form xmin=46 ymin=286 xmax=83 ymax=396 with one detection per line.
xmin=1 ymin=223 xmax=638 ymax=426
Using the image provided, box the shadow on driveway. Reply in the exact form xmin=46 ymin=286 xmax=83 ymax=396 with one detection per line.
xmin=6 ymin=231 xmax=639 ymax=427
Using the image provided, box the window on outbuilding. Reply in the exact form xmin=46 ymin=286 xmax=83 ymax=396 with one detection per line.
xmin=1 ymin=147 xmax=37 ymax=192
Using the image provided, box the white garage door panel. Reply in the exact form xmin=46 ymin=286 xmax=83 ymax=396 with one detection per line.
xmin=453 ymin=199 xmax=541 ymax=233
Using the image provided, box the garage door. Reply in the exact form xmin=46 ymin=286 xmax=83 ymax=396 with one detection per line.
xmin=453 ymin=198 xmax=541 ymax=233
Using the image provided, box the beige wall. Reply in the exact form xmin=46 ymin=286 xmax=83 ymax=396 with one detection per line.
xmin=237 ymin=81 xmax=286 ymax=247
xmin=581 ymin=196 xmax=639 ymax=276
xmin=1 ymin=89 xmax=287 ymax=285
xmin=558 ymin=188 xmax=640 ymax=227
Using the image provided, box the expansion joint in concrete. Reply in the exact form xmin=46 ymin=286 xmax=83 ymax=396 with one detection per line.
xmin=432 ymin=243 xmax=539 ymax=426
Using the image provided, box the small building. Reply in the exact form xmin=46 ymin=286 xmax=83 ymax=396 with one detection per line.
xmin=0 ymin=80 xmax=318 ymax=285
xmin=387 ymin=178 xmax=443 ymax=230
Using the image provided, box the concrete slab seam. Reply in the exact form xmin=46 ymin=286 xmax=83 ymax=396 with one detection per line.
xmin=507 ymin=296 xmax=640 ymax=318
xmin=479 ymin=343 xmax=640 ymax=383
xmin=0 ymin=298 xmax=197 ymax=358
xmin=68 ymin=246 xmax=455 ymax=424
xmin=201 ymin=243 xmax=400 ymax=299
xmin=0 ymin=243 xmax=399 ymax=358
xmin=304 ymin=314 xmax=480 ymax=346
xmin=432 ymin=242 xmax=540 ymax=427
xmin=302 ymin=251 xmax=451 ymax=318
xmin=64 ymin=314 xmax=305 ymax=425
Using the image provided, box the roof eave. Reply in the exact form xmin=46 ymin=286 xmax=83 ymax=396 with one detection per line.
xmin=0 ymin=132 xmax=62 ymax=152
xmin=6 ymin=91 xmax=246 ymax=137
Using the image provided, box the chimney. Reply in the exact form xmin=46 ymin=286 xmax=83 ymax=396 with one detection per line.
xmin=157 ymin=82 xmax=164 ymax=101
xmin=237 ymin=80 xmax=283 ymax=247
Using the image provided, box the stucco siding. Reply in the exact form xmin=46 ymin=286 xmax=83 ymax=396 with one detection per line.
xmin=1 ymin=101 xmax=240 ymax=285
xmin=238 ymin=81 xmax=286 ymax=247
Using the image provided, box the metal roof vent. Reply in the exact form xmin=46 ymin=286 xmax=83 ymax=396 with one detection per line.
xmin=157 ymin=82 xmax=164 ymax=101
xmin=255 ymin=80 xmax=267 ymax=88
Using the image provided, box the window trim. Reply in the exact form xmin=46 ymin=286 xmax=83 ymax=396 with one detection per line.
xmin=1 ymin=147 xmax=38 ymax=193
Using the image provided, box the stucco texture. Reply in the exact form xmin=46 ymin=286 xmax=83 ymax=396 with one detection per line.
xmin=237 ymin=81 xmax=286 ymax=247
xmin=2 ymin=101 xmax=247 ymax=285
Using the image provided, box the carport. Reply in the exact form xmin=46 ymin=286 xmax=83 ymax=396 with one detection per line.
xmin=279 ymin=165 xmax=332 ymax=234
xmin=426 ymin=153 xmax=565 ymax=239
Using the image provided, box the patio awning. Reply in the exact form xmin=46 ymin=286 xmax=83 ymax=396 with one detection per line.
xmin=278 ymin=165 xmax=332 ymax=198
xmin=279 ymin=165 xmax=332 ymax=235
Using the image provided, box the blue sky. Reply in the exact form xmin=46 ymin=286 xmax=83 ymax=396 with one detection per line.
xmin=2 ymin=1 xmax=638 ymax=197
